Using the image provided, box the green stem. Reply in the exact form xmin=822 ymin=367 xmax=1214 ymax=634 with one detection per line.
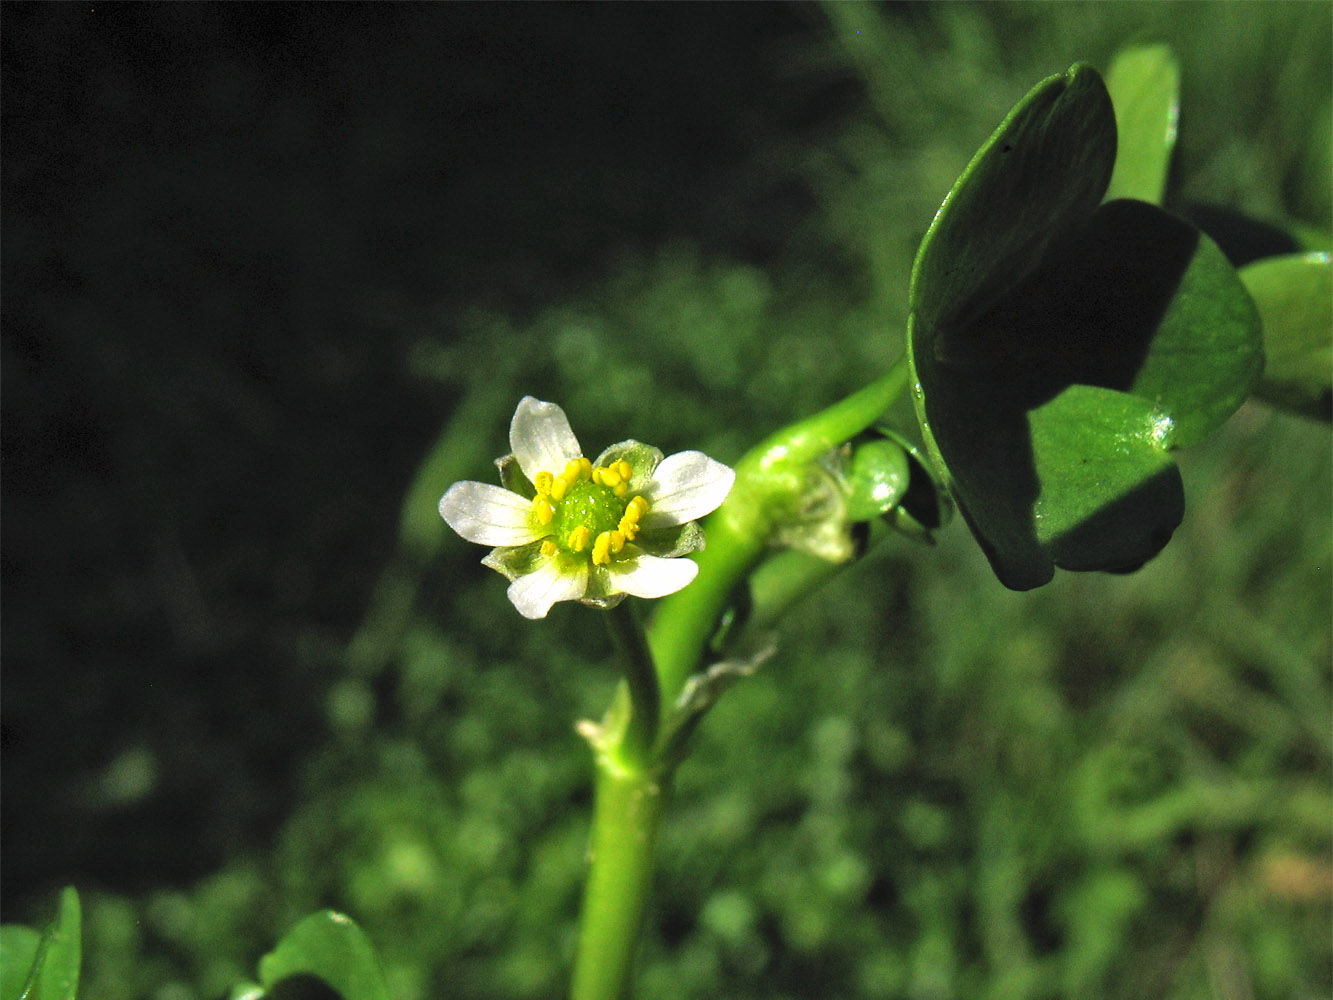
xmin=569 ymin=353 xmax=910 ymax=1000
xmin=570 ymin=755 xmax=668 ymax=1000
xmin=603 ymin=600 xmax=660 ymax=769
xmin=649 ymin=353 xmax=910 ymax=709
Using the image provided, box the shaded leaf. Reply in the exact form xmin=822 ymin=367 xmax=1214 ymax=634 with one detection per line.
xmin=1104 ymin=43 xmax=1179 ymax=204
xmin=909 ymin=64 xmax=1261 ymax=589
xmin=1242 ymin=252 xmax=1333 ymax=420
xmin=910 ymin=63 xmax=1116 ymax=337
xmin=258 ymin=911 xmax=390 ymax=1000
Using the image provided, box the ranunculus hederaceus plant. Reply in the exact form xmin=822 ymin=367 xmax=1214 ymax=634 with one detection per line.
xmin=13 ymin=42 xmax=1327 ymax=1000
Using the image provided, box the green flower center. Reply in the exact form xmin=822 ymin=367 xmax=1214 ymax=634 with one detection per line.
xmin=556 ymin=480 xmax=626 ymax=549
xmin=529 ymin=458 xmax=650 ymax=564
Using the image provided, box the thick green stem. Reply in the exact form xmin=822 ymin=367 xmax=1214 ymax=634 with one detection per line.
xmin=570 ymin=756 xmax=667 ymax=1000
xmin=649 ymin=353 xmax=910 ymax=709
xmin=602 ymin=601 xmax=660 ymax=769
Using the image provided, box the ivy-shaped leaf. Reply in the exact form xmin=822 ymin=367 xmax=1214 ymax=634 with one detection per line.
xmin=1104 ymin=43 xmax=1179 ymax=204
xmin=909 ymin=63 xmax=1261 ymax=589
xmin=1241 ymin=252 xmax=1333 ymax=420
xmin=257 ymin=911 xmax=391 ymax=1000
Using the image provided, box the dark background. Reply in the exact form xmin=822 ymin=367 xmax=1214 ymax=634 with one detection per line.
xmin=3 ymin=1 xmax=825 ymax=902
xmin=3 ymin=4 xmax=1329 ymax=999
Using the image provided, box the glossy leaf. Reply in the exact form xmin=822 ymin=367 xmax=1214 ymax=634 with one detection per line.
xmin=1104 ymin=44 xmax=1179 ymax=204
xmin=9 ymin=888 xmax=80 ymax=1000
xmin=909 ymin=64 xmax=1262 ymax=589
xmin=257 ymin=911 xmax=390 ymax=1000
xmin=1242 ymin=252 xmax=1333 ymax=420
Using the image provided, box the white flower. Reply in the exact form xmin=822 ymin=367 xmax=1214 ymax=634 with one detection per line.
xmin=439 ymin=396 xmax=735 ymax=619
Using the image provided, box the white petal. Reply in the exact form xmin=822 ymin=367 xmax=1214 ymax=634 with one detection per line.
xmin=439 ymin=481 xmax=541 ymax=546
xmin=507 ymin=558 xmax=588 ymax=619
xmin=602 ymin=553 xmax=698 ymax=599
xmin=641 ymin=451 xmax=735 ymax=529
xmin=510 ymin=396 xmax=582 ymax=481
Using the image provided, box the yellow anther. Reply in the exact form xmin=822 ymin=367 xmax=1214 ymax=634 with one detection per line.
xmin=540 ymin=539 xmax=557 ymax=557
xmin=613 ymin=481 xmax=628 ymax=498
xmin=550 ymin=475 xmax=569 ymax=501
xmin=578 ymin=457 xmax=592 ymax=478
xmin=532 ymin=497 xmax=555 ymax=525
xmin=609 ymin=530 xmax=626 ymax=554
xmin=565 ymin=458 xmax=591 ymax=482
xmin=618 ymin=515 xmax=639 ymax=541
xmin=591 ymin=466 xmax=605 ymax=486
xmin=591 ymin=531 xmax=612 ymax=566
xmin=534 ymin=471 xmax=554 ymax=495
xmin=625 ymin=495 xmax=649 ymax=522
xmin=599 ymin=465 xmax=622 ymax=488
xmin=615 ymin=460 xmax=633 ymax=482
xmin=567 ymin=525 xmax=591 ymax=552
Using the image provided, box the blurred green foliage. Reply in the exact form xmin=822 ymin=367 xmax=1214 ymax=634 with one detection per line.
xmin=4 ymin=3 xmax=1329 ymax=999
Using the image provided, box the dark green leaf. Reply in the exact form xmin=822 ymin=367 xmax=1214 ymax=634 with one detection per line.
xmin=12 ymin=888 xmax=80 ymax=1000
xmin=909 ymin=65 xmax=1261 ymax=589
xmin=910 ymin=63 xmax=1116 ymax=337
xmin=1242 ymin=252 xmax=1333 ymax=420
xmin=1104 ymin=44 xmax=1179 ymax=204
xmin=258 ymin=911 xmax=390 ymax=1000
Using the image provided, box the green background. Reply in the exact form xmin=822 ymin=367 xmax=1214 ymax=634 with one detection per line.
xmin=3 ymin=3 xmax=1328 ymax=998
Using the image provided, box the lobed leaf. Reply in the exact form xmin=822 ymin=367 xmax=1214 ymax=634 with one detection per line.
xmin=909 ymin=64 xmax=1262 ymax=589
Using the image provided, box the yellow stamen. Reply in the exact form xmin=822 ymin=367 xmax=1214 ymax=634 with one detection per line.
xmin=599 ymin=465 xmax=622 ymax=488
xmin=567 ymin=525 xmax=591 ymax=552
xmin=550 ymin=475 xmax=570 ymax=501
xmin=615 ymin=460 xmax=633 ymax=482
xmin=609 ymin=530 xmax=625 ymax=554
xmin=591 ymin=531 xmax=612 ymax=566
xmin=578 ymin=457 xmax=592 ymax=479
xmin=613 ymin=481 xmax=628 ymax=498
xmin=533 ymin=497 xmax=555 ymax=525
xmin=534 ymin=471 xmax=554 ymax=495
xmin=540 ymin=539 xmax=557 ymax=557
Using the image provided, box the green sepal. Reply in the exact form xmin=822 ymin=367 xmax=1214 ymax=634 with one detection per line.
xmin=257 ymin=911 xmax=390 ymax=1000
xmin=481 ymin=540 xmax=549 ymax=581
xmin=593 ymin=440 xmax=665 ymax=494
xmin=6 ymin=887 xmax=80 ymax=1000
xmin=635 ymin=520 xmax=705 ymax=559
xmin=1104 ymin=43 xmax=1179 ymax=204
xmin=1241 ymin=252 xmax=1333 ymax=420
xmin=495 ymin=453 xmax=535 ymax=498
